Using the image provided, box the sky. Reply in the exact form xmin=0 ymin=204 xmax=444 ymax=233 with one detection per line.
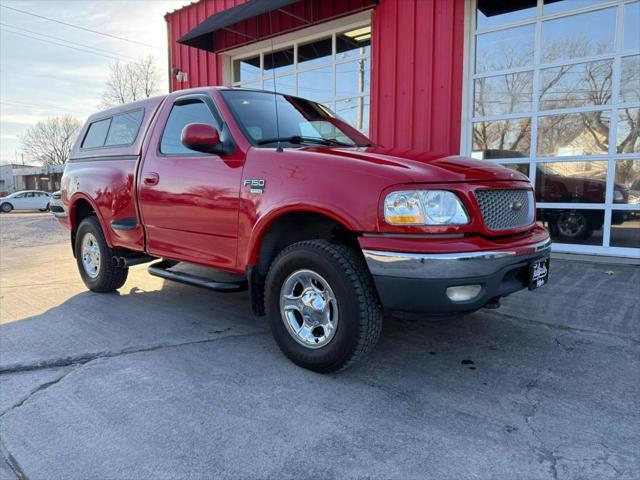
xmin=0 ymin=0 xmax=193 ymax=165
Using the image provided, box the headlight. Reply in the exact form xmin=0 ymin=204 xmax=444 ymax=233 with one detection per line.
xmin=384 ymin=190 xmax=469 ymax=225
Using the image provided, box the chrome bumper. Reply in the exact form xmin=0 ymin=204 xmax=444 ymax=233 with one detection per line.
xmin=362 ymin=239 xmax=551 ymax=280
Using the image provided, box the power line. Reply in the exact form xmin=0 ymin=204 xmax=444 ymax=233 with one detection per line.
xmin=0 ymin=28 xmax=134 ymax=62
xmin=0 ymin=22 xmax=138 ymax=61
xmin=0 ymin=99 xmax=79 ymax=115
xmin=0 ymin=4 xmax=160 ymax=50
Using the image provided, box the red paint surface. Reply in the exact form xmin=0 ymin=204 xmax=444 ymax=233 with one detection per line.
xmin=165 ymin=0 xmax=465 ymax=154
xmin=62 ymin=87 xmax=547 ymax=277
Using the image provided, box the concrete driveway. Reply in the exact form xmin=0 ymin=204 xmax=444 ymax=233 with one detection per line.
xmin=1 ymin=213 xmax=639 ymax=480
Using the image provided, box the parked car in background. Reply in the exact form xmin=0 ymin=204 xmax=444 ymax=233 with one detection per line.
xmin=0 ymin=190 xmax=51 ymax=213
xmin=48 ymin=191 xmax=66 ymax=218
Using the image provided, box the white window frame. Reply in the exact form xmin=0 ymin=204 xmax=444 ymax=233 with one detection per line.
xmin=221 ymin=12 xmax=372 ymax=133
xmin=461 ymin=0 xmax=640 ymax=258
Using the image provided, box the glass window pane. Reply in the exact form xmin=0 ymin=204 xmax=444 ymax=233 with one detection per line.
xmin=298 ymin=67 xmax=333 ymax=102
xmin=539 ymin=59 xmax=612 ymax=110
xmin=501 ymin=163 xmax=530 ymax=177
xmin=541 ymin=8 xmax=616 ymax=63
xmin=240 ymin=80 xmax=262 ymax=89
xmin=615 ymin=159 xmax=640 ymax=204
xmin=298 ymin=37 xmax=333 ymax=68
xmin=160 ymin=101 xmax=218 ymax=155
xmin=472 ymin=118 xmax=532 ymax=159
xmin=616 ymin=108 xmax=640 ymax=154
xmin=543 ymin=0 xmax=608 ymax=15
xmin=476 ymin=0 xmax=536 ymax=29
xmin=336 ymin=58 xmax=370 ymax=98
xmin=233 ymin=56 xmax=260 ymax=83
xmin=263 ymin=47 xmax=294 ymax=76
xmin=82 ymin=118 xmax=111 ymax=149
xmin=335 ymin=96 xmax=370 ymax=133
xmin=610 ymin=210 xmax=640 ymax=248
xmin=535 ymin=161 xmax=608 ymax=203
xmin=105 ymin=110 xmax=143 ymax=146
xmin=537 ymin=111 xmax=610 ymax=156
xmin=537 ymin=209 xmax=604 ymax=245
xmin=265 ymin=75 xmax=295 ymax=96
xmin=336 ymin=27 xmax=371 ymax=59
xmin=475 ymin=24 xmax=534 ymax=73
xmin=623 ymin=2 xmax=640 ymax=52
xmin=474 ymin=71 xmax=533 ymax=116
xmin=620 ymin=56 xmax=640 ymax=104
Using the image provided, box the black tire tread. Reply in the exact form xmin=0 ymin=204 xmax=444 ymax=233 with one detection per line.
xmin=76 ymin=216 xmax=129 ymax=292
xmin=266 ymin=239 xmax=382 ymax=372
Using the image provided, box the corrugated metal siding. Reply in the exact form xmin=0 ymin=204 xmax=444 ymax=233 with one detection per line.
xmin=370 ymin=0 xmax=465 ymax=155
xmin=166 ymin=0 xmax=466 ymax=154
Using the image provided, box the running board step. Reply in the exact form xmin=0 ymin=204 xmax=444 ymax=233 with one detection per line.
xmin=147 ymin=260 xmax=247 ymax=292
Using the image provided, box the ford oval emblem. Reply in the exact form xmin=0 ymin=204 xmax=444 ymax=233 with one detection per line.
xmin=511 ymin=200 xmax=524 ymax=211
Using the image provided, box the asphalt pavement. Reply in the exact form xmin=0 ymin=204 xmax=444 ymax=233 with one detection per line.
xmin=0 ymin=212 xmax=638 ymax=480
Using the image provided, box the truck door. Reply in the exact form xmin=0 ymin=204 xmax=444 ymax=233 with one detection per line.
xmin=138 ymin=94 xmax=244 ymax=270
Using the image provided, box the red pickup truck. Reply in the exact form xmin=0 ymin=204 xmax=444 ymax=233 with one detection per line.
xmin=59 ymin=87 xmax=550 ymax=372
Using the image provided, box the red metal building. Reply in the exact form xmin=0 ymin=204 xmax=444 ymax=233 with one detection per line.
xmin=165 ymin=0 xmax=640 ymax=258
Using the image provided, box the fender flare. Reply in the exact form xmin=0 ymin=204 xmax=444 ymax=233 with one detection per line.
xmin=245 ymin=202 xmax=362 ymax=266
xmin=68 ymin=193 xmax=114 ymax=247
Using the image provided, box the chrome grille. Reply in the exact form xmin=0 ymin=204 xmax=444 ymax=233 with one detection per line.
xmin=475 ymin=189 xmax=534 ymax=231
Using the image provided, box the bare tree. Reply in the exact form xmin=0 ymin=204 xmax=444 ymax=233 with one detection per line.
xmin=20 ymin=115 xmax=82 ymax=166
xmin=101 ymin=55 xmax=162 ymax=108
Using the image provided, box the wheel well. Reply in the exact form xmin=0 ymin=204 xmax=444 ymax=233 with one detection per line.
xmin=70 ymin=199 xmax=96 ymax=257
xmin=248 ymin=212 xmax=359 ymax=316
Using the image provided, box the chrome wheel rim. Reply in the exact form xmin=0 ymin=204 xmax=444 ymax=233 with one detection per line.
xmin=81 ymin=233 xmax=101 ymax=278
xmin=280 ymin=269 xmax=338 ymax=349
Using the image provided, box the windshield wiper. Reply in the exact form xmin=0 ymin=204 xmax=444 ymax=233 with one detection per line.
xmin=256 ymin=135 xmax=353 ymax=147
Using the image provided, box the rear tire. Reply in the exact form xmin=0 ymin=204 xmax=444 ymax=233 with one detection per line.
xmin=265 ymin=240 xmax=383 ymax=373
xmin=39 ymin=203 xmax=50 ymax=212
xmin=1 ymin=203 xmax=13 ymax=213
xmin=75 ymin=216 xmax=128 ymax=292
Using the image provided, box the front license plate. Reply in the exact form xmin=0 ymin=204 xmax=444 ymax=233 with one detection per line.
xmin=529 ymin=258 xmax=550 ymax=290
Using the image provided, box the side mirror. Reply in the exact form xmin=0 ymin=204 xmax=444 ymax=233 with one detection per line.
xmin=181 ymin=123 xmax=222 ymax=154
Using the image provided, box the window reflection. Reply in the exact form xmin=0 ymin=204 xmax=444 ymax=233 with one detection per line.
xmin=543 ymin=0 xmax=608 ymax=15
xmin=233 ymin=56 xmax=260 ymax=82
xmin=537 ymin=111 xmax=610 ymax=156
xmin=542 ymin=8 xmax=615 ymax=63
xmin=610 ymin=210 xmax=640 ymax=248
xmin=263 ymin=47 xmax=294 ymax=75
xmin=616 ymin=108 xmax=640 ymax=154
xmin=476 ymin=24 xmax=534 ymax=73
xmin=336 ymin=58 xmax=370 ymax=97
xmin=615 ymin=159 xmax=640 ymax=204
xmin=623 ymin=2 xmax=640 ymax=52
xmin=537 ymin=210 xmax=604 ymax=245
xmin=476 ymin=0 xmax=536 ymax=29
xmin=502 ymin=163 xmax=530 ymax=177
xmin=298 ymin=37 xmax=333 ymax=68
xmin=620 ymin=56 xmax=640 ymax=104
xmin=336 ymin=27 xmax=371 ymax=59
xmin=539 ymin=59 xmax=612 ymax=110
xmin=472 ymin=118 xmax=532 ymax=159
xmin=298 ymin=67 xmax=333 ymax=102
xmin=474 ymin=71 xmax=533 ymax=116
xmin=335 ymin=96 xmax=370 ymax=133
xmin=268 ymin=75 xmax=295 ymax=96
xmin=535 ymin=161 xmax=608 ymax=203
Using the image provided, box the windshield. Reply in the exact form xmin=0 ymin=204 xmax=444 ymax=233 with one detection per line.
xmin=220 ymin=90 xmax=372 ymax=148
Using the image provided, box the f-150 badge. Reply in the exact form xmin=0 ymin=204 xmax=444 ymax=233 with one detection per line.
xmin=244 ymin=179 xmax=265 ymax=193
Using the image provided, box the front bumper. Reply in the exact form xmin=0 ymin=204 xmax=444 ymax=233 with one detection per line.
xmin=363 ymin=238 xmax=551 ymax=314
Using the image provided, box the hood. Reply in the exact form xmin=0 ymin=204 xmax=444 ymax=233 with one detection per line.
xmin=296 ymin=146 xmax=530 ymax=184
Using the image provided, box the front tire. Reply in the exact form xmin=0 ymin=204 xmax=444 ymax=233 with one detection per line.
xmin=1 ymin=203 xmax=13 ymax=213
xmin=265 ymin=240 xmax=383 ymax=373
xmin=75 ymin=216 xmax=128 ymax=292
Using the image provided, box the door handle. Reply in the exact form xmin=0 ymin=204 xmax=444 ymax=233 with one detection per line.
xmin=143 ymin=172 xmax=159 ymax=185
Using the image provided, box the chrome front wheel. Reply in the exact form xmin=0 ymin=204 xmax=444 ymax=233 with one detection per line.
xmin=280 ymin=269 xmax=339 ymax=349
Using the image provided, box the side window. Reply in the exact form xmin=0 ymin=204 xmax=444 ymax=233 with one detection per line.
xmin=105 ymin=109 xmax=144 ymax=146
xmin=14 ymin=193 xmax=26 ymax=198
xmin=82 ymin=118 xmax=111 ymax=149
xmin=160 ymin=100 xmax=219 ymax=155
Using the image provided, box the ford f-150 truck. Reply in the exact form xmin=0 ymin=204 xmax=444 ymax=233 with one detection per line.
xmin=59 ymin=87 xmax=551 ymax=372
